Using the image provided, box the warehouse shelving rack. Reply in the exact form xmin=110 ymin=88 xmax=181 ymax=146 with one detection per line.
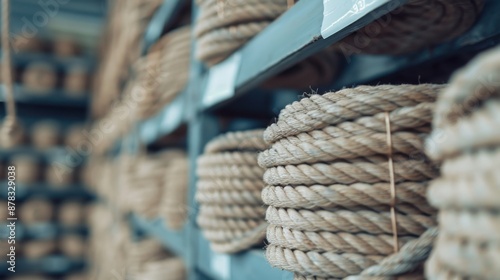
xmin=114 ymin=0 xmax=500 ymax=279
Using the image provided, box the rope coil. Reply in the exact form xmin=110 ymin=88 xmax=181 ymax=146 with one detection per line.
xmin=261 ymin=84 xmax=441 ymax=279
xmin=337 ymin=0 xmax=484 ymax=55
xmin=196 ymin=129 xmax=269 ymax=253
xmin=425 ymin=46 xmax=500 ymax=280
xmin=195 ymin=0 xmax=340 ymax=89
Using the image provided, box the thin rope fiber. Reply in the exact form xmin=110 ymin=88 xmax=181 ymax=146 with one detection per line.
xmin=1 ymin=0 xmax=21 ymax=148
xmin=260 ymin=84 xmax=442 ymax=279
xmin=196 ymin=129 xmax=269 ymax=254
xmin=194 ymin=0 xmax=340 ymax=90
xmin=337 ymin=0 xmax=484 ymax=55
xmin=425 ymin=46 xmax=500 ymax=280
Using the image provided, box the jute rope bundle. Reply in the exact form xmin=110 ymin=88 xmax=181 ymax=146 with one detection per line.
xmin=160 ymin=151 xmax=189 ymax=230
xmin=140 ymin=258 xmax=186 ymax=280
xmin=260 ymin=84 xmax=443 ymax=279
xmin=337 ymin=0 xmax=484 ymax=55
xmin=130 ymin=25 xmax=191 ymax=120
xmin=126 ymin=150 xmax=189 ymax=219
xmin=425 ymin=46 xmax=500 ymax=280
xmin=196 ymin=129 xmax=269 ymax=253
xmin=195 ymin=0 xmax=340 ymax=89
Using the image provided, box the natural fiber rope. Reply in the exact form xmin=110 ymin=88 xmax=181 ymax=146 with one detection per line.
xmin=1 ymin=0 xmax=19 ymax=148
xmin=261 ymin=182 xmax=435 ymax=215
xmin=336 ymin=0 xmax=484 ymax=55
xmin=261 ymin=85 xmax=441 ymax=279
xmin=425 ymin=47 xmax=500 ymax=280
xmin=128 ymin=25 xmax=191 ymax=120
xmin=161 ymin=152 xmax=189 ymax=230
xmin=196 ymin=129 xmax=269 ymax=253
xmin=263 ymin=85 xmax=443 ymax=144
xmin=195 ymin=0 xmax=340 ymax=89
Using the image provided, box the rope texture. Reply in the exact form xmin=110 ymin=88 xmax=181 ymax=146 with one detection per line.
xmin=194 ymin=0 xmax=340 ymax=89
xmin=261 ymin=85 xmax=441 ymax=279
xmin=425 ymin=46 xmax=500 ymax=280
xmin=196 ymin=129 xmax=269 ymax=253
xmin=160 ymin=152 xmax=189 ymax=230
xmin=337 ymin=0 xmax=484 ymax=55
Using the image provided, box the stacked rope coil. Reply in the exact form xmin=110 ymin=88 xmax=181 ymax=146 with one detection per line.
xmin=259 ymin=84 xmax=443 ymax=279
xmin=130 ymin=25 xmax=191 ymax=120
xmin=194 ymin=0 xmax=289 ymax=66
xmin=126 ymin=239 xmax=186 ymax=280
xmin=337 ymin=0 xmax=484 ymax=55
xmin=127 ymin=153 xmax=169 ymax=219
xmin=160 ymin=151 xmax=189 ymax=230
xmin=195 ymin=0 xmax=340 ymax=89
xmin=196 ymin=129 xmax=269 ymax=253
xmin=87 ymin=204 xmax=130 ymax=280
xmin=425 ymin=47 xmax=500 ymax=279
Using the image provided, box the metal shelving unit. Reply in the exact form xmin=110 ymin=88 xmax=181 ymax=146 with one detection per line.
xmin=0 ymin=223 xmax=88 ymax=240
xmin=108 ymin=0 xmax=500 ymax=279
xmin=0 ymin=182 xmax=93 ymax=202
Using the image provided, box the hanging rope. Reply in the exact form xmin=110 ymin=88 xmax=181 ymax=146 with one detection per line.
xmin=1 ymin=0 xmax=19 ymax=147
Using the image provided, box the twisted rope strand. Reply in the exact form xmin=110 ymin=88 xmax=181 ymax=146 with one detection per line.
xmin=266 ymin=207 xmax=435 ymax=236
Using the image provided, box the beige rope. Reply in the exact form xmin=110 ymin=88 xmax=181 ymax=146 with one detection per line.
xmin=336 ymin=0 xmax=484 ymax=55
xmin=161 ymin=152 xmax=189 ymax=230
xmin=196 ymin=129 xmax=269 ymax=253
xmin=194 ymin=0 xmax=340 ymax=89
xmin=1 ymin=0 xmax=20 ymax=148
xmin=425 ymin=46 xmax=500 ymax=280
xmin=261 ymin=85 xmax=441 ymax=279
xmin=263 ymin=85 xmax=442 ymax=144
xmin=261 ymin=183 xmax=435 ymax=215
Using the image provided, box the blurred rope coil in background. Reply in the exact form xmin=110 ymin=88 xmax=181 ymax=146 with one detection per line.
xmin=425 ymin=47 xmax=500 ymax=279
xmin=195 ymin=0 xmax=341 ymax=90
xmin=160 ymin=151 xmax=190 ymax=230
xmin=196 ymin=129 xmax=269 ymax=253
xmin=131 ymin=25 xmax=191 ymax=120
xmin=259 ymin=84 xmax=443 ymax=279
xmin=337 ymin=0 xmax=484 ymax=55
xmin=127 ymin=238 xmax=186 ymax=280
xmin=92 ymin=0 xmax=164 ymax=118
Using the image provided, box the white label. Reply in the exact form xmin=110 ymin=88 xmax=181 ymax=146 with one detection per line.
xmin=211 ymin=252 xmax=230 ymax=280
xmin=321 ymin=0 xmax=390 ymax=39
xmin=203 ymin=52 xmax=241 ymax=108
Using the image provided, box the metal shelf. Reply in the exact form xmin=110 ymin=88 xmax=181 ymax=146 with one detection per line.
xmin=139 ymin=91 xmax=188 ymax=145
xmin=11 ymin=52 xmax=95 ymax=71
xmin=142 ymin=0 xmax=187 ymax=54
xmin=0 ymin=255 xmax=86 ymax=276
xmin=200 ymin=0 xmax=500 ymax=112
xmin=1 ymin=85 xmax=89 ymax=108
xmin=129 ymin=214 xmax=187 ymax=259
xmin=0 ymin=223 xmax=88 ymax=240
xmin=0 ymin=182 xmax=94 ymax=201
xmin=196 ymin=231 xmax=292 ymax=280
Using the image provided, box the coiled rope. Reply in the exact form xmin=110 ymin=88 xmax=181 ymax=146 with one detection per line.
xmin=1 ymin=0 xmax=20 ymax=148
xmin=337 ymin=0 xmax=484 ymax=55
xmin=260 ymin=84 xmax=443 ymax=279
xmin=425 ymin=46 xmax=500 ymax=279
xmin=195 ymin=0 xmax=340 ymax=89
xmin=131 ymin=25 xmax=191 ymax=120
xmin=161 ymin=151 xmax=189 ymax=230
xmin=196 ymin=129 xmax=269 ymax=253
